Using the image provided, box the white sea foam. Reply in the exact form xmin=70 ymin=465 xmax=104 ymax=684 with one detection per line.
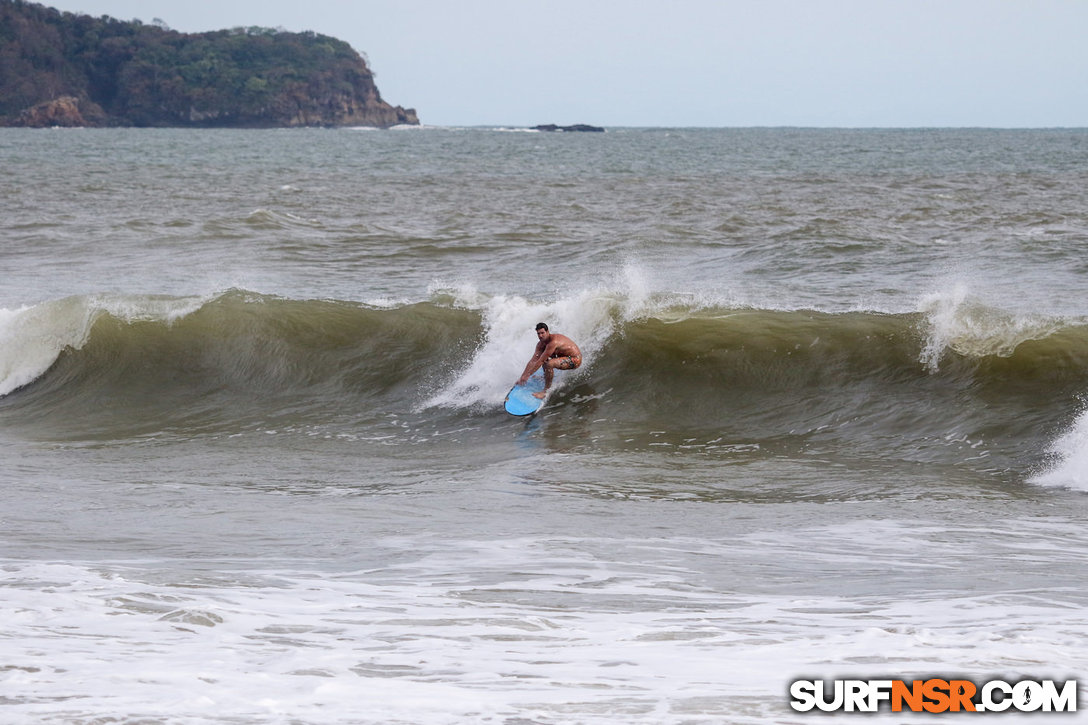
xmin=1031 ymin=407 xmax=1088 ymax=492
xmin=3 ymin=529 xmax=1085 ymax=724
xmin=0 ymin=299 xmax=97 ymax=397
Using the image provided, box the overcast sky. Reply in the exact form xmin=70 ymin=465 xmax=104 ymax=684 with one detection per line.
xmin=41 ymin=0 xmax=1088 ymax=127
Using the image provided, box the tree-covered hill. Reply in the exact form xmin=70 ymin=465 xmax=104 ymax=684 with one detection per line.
xmin=0 ymin=0 xmax=418 ymax=127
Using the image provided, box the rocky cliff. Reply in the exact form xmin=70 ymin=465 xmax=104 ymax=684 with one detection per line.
xmin=0 ymin=0 xmax=418 ymax=128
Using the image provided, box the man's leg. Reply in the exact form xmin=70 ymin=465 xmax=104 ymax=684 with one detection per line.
xmin=534 ymin=359 xmax=556 ymax=398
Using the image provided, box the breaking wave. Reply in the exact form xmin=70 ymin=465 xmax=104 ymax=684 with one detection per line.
xmin=3 ymin=287 xmax=1087 ymax=482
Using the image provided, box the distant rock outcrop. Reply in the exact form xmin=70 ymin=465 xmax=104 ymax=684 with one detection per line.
xmin=17 ymin=95 xmax=108 ymax=127
xmin=0 ymin=0 xmax=418 ymax=128
xmin=533 ymin=124 xmax=605 ymax=133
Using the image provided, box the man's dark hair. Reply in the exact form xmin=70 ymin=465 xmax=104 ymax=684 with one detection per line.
xmin=535 ymin=322 xmax=549 ymax=332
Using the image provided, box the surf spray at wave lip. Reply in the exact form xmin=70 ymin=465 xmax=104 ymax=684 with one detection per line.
xmin=421 ymin=285 xmax=622 ymax=412
xmin=0 ymin=293 xmax=210 ymax=398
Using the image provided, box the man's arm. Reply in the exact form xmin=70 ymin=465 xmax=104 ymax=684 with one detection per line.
xmin=517 ymin=341 xmax=556 ymax=383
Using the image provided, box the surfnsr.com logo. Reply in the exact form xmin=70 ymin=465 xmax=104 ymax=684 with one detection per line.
xmin=789 ymin=679 xmax=1077 ymax=713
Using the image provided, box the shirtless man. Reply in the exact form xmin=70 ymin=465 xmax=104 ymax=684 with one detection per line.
xmin=517 ymin=322 xmax=582 ymax=398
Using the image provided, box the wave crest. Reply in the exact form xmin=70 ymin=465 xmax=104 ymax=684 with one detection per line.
xmin=919 ymin=287 xmax=1071 ymax=372
xmin=4 ymin=289 xmax=1088 ymax=470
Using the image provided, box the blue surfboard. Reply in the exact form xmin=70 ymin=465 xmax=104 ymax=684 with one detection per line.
xmin=504 ymin=372 xmax=547 ymax=416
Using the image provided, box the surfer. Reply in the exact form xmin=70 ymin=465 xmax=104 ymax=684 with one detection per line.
xmin=517 ymin=322 xmax=582 ymax=398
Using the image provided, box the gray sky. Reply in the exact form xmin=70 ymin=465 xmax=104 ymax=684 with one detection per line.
xmin=41 ymin=0 xmax=1088 ymax=127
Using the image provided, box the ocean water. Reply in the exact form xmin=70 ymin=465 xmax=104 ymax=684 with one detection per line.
xmin=2 ymin=126 xmax=1087 ymax=723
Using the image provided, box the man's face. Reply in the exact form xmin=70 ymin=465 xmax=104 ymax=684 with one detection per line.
xmin=536 ymin=328 xmax=549 ymax=342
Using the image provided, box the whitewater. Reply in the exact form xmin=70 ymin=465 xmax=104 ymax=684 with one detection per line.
xmin=2 ymin=126 xmax=1087 ymax=723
